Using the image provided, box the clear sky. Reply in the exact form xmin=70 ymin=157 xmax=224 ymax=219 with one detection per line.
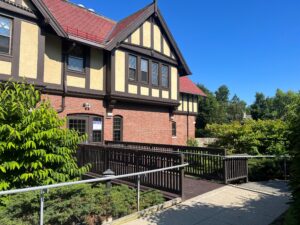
xmin=71 ymin=0 xmax=300 ymax=105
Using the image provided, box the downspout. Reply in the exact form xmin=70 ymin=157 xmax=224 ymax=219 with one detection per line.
xmin=57 ymin=43 xmax=76 ymax=113
xmin=57 ymin=53 xmax=66 ymax=113
xmin=187 ymin=95 xmax=189 ymax=142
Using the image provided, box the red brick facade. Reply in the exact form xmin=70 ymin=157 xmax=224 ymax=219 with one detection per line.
xmin=42 ymin=94 xmax=196 ymax=146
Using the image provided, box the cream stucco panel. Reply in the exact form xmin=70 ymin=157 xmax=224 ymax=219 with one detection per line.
xmin=171 ymin=67 xmax=178 ymax=100
xmin=153 ymin=24 xmax=161 ymax=52
xmin=162 ymin=90 xmax=169 ymax=99
xmin=163 ymin=38 xmax=171 ymax=56
xmin=141 ymin=86 xmax=149 ymax=96
xmin=90 ymin=48 xmax=104 ymax=91
xmin=0 ymin=61 xmax=12 ymax=75
xmin=19 ymin=21 xmax=38 ymax=79
xmin=152 ymin=88 xmax=159 ymax=97
xmin=131 ymin=28 xmax=140 ymax=45
xmin=128 ymin=84 xmax=138 ymax=94
xmin=142 ymin=21 xmax=151 ymax=48
xmin=67 ymin=76 xmax=85 ymax=88
xmin=115 ymin=50 xmax=125 ymax=92
xmin=44 ymin=35 xmax=62 ymax=85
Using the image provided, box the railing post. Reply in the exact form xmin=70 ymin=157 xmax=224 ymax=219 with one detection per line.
xmin=283 ymin=156 xmax=287 ymax=181
xmin=40 ymin=189 xmax=47 ymax=225
xmin=103 ymin=169 xmax=115 ymax=189
xmin=137 ymin=175 xmax=141 ymax=212
xmin=245 ymin=158 xmax=249 ymax=183
xmin=180 ymin=153 xmax=185 ymax=198
xmin=223 ymin=157 xmax=228 ymax=184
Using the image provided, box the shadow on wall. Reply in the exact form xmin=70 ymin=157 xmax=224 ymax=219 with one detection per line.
xmin=143 ymin=183 xmax=290 ymax=225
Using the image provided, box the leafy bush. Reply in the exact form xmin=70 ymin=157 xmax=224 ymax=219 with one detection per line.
xmin=0 ymin=184 xmax=164 ymax=225
xmin=186 ymin=138 xmax=199 ymax=147
xmin=206 ymin=119 xmax=289 ymax=155
xmin=0 ymin=81 xmax=89 ymax=190
xmin=248 ymin=158 xmax=289 ymax=181
xmin=287 ymin=96 xmax=300 ymax=224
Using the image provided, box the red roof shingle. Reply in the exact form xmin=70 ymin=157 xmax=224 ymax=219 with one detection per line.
xmin=107 ymin=4 xmax=152 ymax=42
xmin=180 ymin=76 xmax=206 ymax=96
xmin=42 ymin=0 xmax=116 ymax=44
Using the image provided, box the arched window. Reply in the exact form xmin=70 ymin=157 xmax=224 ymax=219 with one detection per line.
xmin=113 ymin=116 xmax=123 ymax=141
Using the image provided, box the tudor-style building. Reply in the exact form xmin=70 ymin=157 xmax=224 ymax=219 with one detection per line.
xmin=0 ymin=0 xmax=206 ymax=145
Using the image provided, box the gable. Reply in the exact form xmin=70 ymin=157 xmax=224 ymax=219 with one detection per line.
xmin=123 ymin=17 xmax=176 ymax=60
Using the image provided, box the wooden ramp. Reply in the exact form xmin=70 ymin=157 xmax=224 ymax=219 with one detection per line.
xmin=183 ymin=177 xmax=224 ymax=200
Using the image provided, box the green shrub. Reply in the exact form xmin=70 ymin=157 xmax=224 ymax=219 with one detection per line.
xmin=287 ymin=97 xmax=300 ymax=224
xmin=186 ymin=138 xmax=199 ymax=147
xmin=206 ymin=119 xmax=289 ymax=155
xmin=0 ymin=81 xmax=89 ymax=190
xmin=0 ymin=184 xmax=164 ymax=225
xmin=248 ymin=158 xmax=289 ymax=181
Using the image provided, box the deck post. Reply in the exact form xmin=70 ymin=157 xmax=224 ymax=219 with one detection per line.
xmin=223 ymin=158 xmax=228 ymax=184
xmin=180 ymin=153 xmax=185 ymax=198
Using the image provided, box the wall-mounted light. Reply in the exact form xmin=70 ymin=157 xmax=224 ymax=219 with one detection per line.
xmin=83 ymin=103 xmax=91 ymax=110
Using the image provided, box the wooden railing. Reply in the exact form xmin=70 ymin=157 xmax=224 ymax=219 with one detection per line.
xmin=77 ymin=144 xmax=185 ymax=195
xmin=223 ymin=156 xmax=248 ymax=184
xmin=105 ymin=141 xmax=226 ymax=155
xmin=105 ymin=141 xmax=226 ymax=181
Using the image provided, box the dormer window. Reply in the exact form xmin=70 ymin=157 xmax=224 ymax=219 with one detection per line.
xmin=0 ymin=16 xmax=12 ymax=55
xmin=67 ymin=45 xmax=85 ymax=73
xmin=129 ymin=55 xmax=137 ymax=81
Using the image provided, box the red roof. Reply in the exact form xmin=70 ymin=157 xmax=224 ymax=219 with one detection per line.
xmin=42 ymin=0 xmax=116 ymax=44
xmin=180 ymin=76 xmax=206 ymax=96
xmin=107 ymin=4 xmax=152 ymax=41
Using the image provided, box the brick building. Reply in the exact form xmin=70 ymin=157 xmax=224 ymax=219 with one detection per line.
xmin=0 ymin=0 xmax=205 ymax=145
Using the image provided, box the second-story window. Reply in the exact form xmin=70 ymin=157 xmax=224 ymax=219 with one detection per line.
xmin=67 ymin=45 xmax=85 ymax=73
xmin=141 ymin=59 xmax=148 ymax=83
xmin=151 ymin=62 xmax=159 ymax=86
xmin=129 ymin=55 xmax=137 ymax=81
xmin=0 ymin=16 xmax=12 ymax=54
xmin=161 ymin=65 xmax=169 ymax=88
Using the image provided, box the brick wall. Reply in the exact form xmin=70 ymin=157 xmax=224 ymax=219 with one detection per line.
xmin=42 ymin=94 xmax=196 ymax=145
xmin=172 ymin=114 xmax=196 ymax=145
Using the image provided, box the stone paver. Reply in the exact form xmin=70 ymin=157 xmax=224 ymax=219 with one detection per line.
xmin=123 ymin=181 xmax=290 ymax=225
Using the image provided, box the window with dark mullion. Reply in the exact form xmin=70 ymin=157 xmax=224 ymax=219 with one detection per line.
xmin=141 ymin=59 xmax=148 ymax=83
xmin=161 ymin=65 xmax=169 ymax=88
xmin=151 ymin=62 xmax=159 ymax=86
xmin=113 ymin=116 xmax=123 ymax=141
xmin=172 ymin=121 xmax=176 ymax=137
xmin=129 ymin=55 xmax=137 ymax=81
xmin=67 ymin=44 xmax=85 ymax=73
xmin=0 ymin=16 xmax=12 ymax=54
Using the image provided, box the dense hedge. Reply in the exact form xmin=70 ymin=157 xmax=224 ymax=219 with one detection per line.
xmin=206 ymin=119 xmax=289 ymax=155
xmin=286 ymin=98 xmax=300 ymax=224
xmin=0 ymin=184 xmax=164 ymax=225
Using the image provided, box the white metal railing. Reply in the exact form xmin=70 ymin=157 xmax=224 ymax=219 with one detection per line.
xmin=0 ymin=163 xmax=188 ymax=225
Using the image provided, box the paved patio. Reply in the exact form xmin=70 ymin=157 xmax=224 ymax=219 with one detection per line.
xmin=124 ymin=180 xmax=290 ymax=225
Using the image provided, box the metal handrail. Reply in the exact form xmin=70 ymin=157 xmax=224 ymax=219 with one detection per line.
xmin=0 ymin=163 xmax=188 ymax=225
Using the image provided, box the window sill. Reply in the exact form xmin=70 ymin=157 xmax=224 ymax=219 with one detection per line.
xmin=172 ymin=136 xmax=177 ymax=139
xmin=0 ymin=53 xmax=13 ymax=62
xmin=67 ymin=70 xmax=86 ymax=77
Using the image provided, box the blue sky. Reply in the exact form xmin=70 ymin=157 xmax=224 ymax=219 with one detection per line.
xmin=71 ymin=0 xmax=300 ymax=105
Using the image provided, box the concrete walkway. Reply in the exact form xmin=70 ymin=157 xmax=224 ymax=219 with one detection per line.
xmin=124 ymin=180 xmax=290 ymax=225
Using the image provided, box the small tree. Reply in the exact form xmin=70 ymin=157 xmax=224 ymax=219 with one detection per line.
xmin=0 ymin=81 xmax=89 ymax=190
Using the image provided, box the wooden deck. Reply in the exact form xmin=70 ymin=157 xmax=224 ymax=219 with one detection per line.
xmin=183 ymin=177 xmax=224 ymax=200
